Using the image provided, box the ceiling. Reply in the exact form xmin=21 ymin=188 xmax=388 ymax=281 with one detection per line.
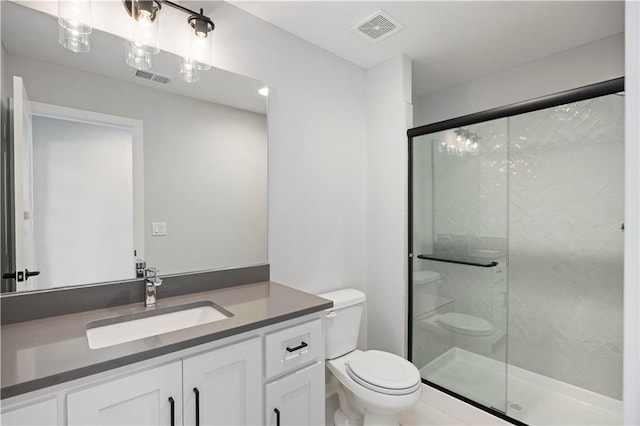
xmin=231 ymin=1 xmax=625 ymax=97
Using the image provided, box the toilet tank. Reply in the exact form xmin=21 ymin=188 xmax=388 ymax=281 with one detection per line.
xmin=319 ymin=289 xmax=366 ymax=360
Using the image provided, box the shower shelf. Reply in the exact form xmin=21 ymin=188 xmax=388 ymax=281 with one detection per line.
xmin=417 ymin=254 xmax=498 ymax=268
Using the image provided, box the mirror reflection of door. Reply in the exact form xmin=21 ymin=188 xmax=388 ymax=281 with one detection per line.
xmin=3 ymin=76 xmax=144 ymax=291
xmin=4 ymin=76 xmax=38 ymax=291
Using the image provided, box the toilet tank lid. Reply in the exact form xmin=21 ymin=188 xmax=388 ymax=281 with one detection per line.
xmin=319 ymin=289 xmax=365 ymax=310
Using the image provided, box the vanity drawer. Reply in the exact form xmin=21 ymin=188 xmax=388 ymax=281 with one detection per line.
xmin=264 ymin=319 xmax=323 ymax=379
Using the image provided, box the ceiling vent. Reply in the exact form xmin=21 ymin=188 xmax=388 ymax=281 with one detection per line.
xmin=352 ymin=10 xmax=403 ymax=43
xmin=134 ymin=69 xmax=172 ymax=85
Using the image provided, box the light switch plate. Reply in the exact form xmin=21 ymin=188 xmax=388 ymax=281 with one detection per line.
xmin=152 ymin=222 xmax=167 ymax=236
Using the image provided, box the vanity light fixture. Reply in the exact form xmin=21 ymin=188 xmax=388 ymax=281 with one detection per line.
xmin=186 ymin=10 xmax=214 ymax=70
xmin=57 ymin=0 xmax=216 ymax=83
xmin=58 ymin=0 xmax=92 ymax=53
xmin=179 ymin=8 xmax=214 ymax=82
xmin=128 ymin=0 xmax=162 ymax=56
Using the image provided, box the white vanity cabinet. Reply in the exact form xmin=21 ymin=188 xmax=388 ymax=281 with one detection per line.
xmin=1 ymin=313 xmax=326 ymax=426
xmin=265 ymin=361 xmax=324 ymax=426
xmin=66 ymin=338 xmax=262 ymax=426
xmin=263 ymin=319 xmax=325 ymax=426
xmin=67 ymin=361 xmax=182 ymax=426
xmin=183 ymin=337 xmax=262 ymax=425
xmin=0 ymin=397 xmax=59 ymax=426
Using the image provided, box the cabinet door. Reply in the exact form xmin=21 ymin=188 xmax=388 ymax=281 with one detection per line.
xmin=183 ymin=337 xmax=261 ymax=426
xmin=67 ymin=361 xmax=182 ymax=426
xmin=265 ymin=361 xmax=324 ymax=426
xmin=1 ymin=397 xmax=58 ymax=426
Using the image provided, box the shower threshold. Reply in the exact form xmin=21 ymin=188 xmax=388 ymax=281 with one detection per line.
xmin=420 ymin=347 xmax=622 ymax=425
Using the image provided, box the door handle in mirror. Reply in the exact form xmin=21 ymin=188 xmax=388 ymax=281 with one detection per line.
xmin=25 ymin=269 xmax=40 ymax=279
xmin=2 ymin=272 xmax=17 ymax=280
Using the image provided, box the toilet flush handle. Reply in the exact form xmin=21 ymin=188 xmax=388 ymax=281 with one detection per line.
xmin=325 ymin=311 xmax=337 ymax=318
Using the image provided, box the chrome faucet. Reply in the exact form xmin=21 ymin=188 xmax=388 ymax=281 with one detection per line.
xmin=144 ymin=267 xmax=163 ymax=308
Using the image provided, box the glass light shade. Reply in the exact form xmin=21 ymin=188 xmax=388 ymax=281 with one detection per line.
xmin=58 ymin=25 xmax=90 ymax=53
xmin=126 ymin=42 xmax=152 ymax=70
xmin=131 ymin=0 xmax=160 ymax=55
xmin=58 ymin=0 xmax=91 ymax=53
xmin=179 ymin=59 xmax=200 ymax=83
xmin=187 ymin=27 xmax=212 ymax=70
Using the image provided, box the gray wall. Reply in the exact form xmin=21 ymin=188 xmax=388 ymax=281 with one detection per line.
xmin=7 ymin=54 xmax=267 ymax=277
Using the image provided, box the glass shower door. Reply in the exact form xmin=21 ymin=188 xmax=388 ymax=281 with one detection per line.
xmin=505 ymin=93 xmax=624 ymax=425
xmin=410 ymin=118 xmax=509 ymax=413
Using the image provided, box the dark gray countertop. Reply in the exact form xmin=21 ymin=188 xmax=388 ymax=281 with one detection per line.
xmin=1 ymin=281 xmax=332 ymax=399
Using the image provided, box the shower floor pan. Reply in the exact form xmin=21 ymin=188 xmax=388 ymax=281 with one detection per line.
xmin=420 ymin=347 xmax=622 ymax=425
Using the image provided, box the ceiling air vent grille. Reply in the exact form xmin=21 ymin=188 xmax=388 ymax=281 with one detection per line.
xmin=352 ymin=10 xmax=403 ymax=43
xmin=134 ymin=69 xmax=172 ymax=85
xmin=151 ymin=74 xmax=172 ymax=85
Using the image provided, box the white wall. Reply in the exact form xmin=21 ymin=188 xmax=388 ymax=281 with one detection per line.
xmin=210 ymin=4 xmax=369 ymax=297
xmin=365 ymin=55 xmax=412 ymax=356
xmin=624 ymin=1 xmax=640 ymax=423
xmin=414 ymin=33 xmax=624 ymax=126
xmin=8 ymin=55 xmax=268 ymax=277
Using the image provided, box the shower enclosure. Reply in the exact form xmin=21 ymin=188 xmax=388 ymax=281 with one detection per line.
xmin=408 ymin=79 xmax=624 ymax=425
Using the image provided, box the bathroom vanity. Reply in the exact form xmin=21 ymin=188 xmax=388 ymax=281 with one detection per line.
xmin=1 ymin=282 xmax=331 ymax=425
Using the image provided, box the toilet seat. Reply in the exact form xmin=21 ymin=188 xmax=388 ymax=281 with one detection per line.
xmin=435 ymin=312 xmax=493 ymax=335
xmin=346 ymin=350 xmax=421 ymax=396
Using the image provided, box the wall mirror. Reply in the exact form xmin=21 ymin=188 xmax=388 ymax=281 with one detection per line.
xmin=1 ymin=1 xmax=268 ymax=294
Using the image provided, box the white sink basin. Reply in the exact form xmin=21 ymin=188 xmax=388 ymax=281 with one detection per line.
xmin=86 ymin=302 xmax=232 ymax=349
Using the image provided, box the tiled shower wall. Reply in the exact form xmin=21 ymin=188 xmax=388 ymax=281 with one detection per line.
xmin=426 ymin=93 xmax=624 ymax=399
xmin=508 ymin=94 xmax=624 ymax=399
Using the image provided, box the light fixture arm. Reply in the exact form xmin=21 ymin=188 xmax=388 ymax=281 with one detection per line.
xmin=123 ymin=0 xmax=215 ymax=34
xmin=159 ymin=0 xmax=199 ymax=16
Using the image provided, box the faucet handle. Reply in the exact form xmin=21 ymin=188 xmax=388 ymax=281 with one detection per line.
xmin=145 ymin=267 xmax=159 ymax=278
xmin=144 ymin=267 xmax=162 ymax=286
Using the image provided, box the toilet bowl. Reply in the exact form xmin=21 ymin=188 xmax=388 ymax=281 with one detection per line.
xmin=432 ymin=312 xmax=494 ymax=336
xmin=320 ymin=289 xmax=422 ymax=426
xmin=413 ymin=270 xmax=441 ymax=286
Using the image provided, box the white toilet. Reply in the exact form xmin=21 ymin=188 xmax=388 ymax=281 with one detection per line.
xmin=320 ymin=289 xmax=422 ymax=426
